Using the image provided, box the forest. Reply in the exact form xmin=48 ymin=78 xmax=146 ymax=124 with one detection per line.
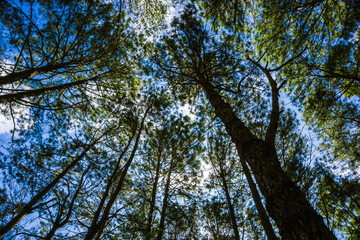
xmin=0 ymin=0 xmax=359 ymax=239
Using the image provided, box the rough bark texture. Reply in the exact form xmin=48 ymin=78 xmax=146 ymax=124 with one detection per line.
xmin=198 ymin=78 xmax=337 ymax=240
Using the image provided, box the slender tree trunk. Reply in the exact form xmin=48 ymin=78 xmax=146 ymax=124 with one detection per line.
xmin=84 ymin=104 xmax=152 ymax=240
xmin=218 ymin=164 xmax=241 ymax=240
xmin=84 ymin=133 xmax=135 ymax=237
xmin=145 ymin=151 xmax=162 ymax=240
xmin=0 ymin=63 xmax=66 ymax=86
xmin=45 ymin=223 xmax=60 ymax=240
xmin=197 ymin=77 xmax=337 ymax=240
xmin=44 ymin=164 xmax=91 ymax=239
xmin=0 ymin=135 xmax=103 ymax=239
xmin=241 ymin=225 xmax=245 ymax=240
xmin=186 ymin=223 xmax=195 ymax=240
xmin=239 ymin=157 xmax=278 ymax=240
xmin=156 ymin=157 xmax=174 ymax=240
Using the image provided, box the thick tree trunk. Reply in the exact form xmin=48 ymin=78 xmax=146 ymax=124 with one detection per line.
xmin=198 ymin=78 xmax=337 ymax=240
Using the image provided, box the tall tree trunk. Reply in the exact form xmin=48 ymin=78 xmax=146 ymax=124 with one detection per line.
xmin=186 ymin=222 xmax=195 ymax=240
xmin=218 ymin=163 xmax=241 ymax=240
xmin=84 ymin=132 xmax=135 ymax=238
xmin=84 ymin=104 xmax=152 ymax=240
xmin=156 ymin=156 xmax=174 ymax=240
xmin=239 ymin=157 xmax=278 ymax=240
xmin=145 ymin=151 xmax=162 ymax=240
xmin=197 ymin=77 xmax=337 ymax=240
xmin=0 ymin=135 xmax=104 ymax=239
xmin=0 ymin=59 xmax=93 ymax=87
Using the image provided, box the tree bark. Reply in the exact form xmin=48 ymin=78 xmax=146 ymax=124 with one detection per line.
xmin=44 ymin=165 xmax=90 ymax=240
xmin=145 ymin=151 xmax=162 ymax=240
xmin=84 ymin=132 xmax=135 ymax=238
xmin=156 ymin=156 xmax=174 ymax=240
xmin=197 ymin=77 xmax=337 ymax=240
xmin=239 ymin=157 xmax=278 ymax=240
xmin=218 ymin=162 xmax=241 ymax=240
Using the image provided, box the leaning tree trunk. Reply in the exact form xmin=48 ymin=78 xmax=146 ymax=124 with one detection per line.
xmin=198 ymin=77 xmax=337 ymax=240
xmin=0 ymin=133 xmax=105 ymax=239
xmin=83 ymin=132 xmax=135 ymax=239
xmin=44 ymin=165 xmax=90 ymax=240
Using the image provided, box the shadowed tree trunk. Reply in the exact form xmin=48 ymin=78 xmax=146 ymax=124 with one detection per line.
xmin=156 ymin=155 xmax=174 ymax=240
xmin=197 ymin=76 xmax=337 ymax=240
xmin=0 ymin=73 xmax=111 ymax=104
xmin=217 ymin=159 xmax=241 ymax=240
xmin=0 ymin=60 xmax=89 ymax=87
xmin=145 ymin=150 xmax=162 ymax=240
xmin=239 ymin=157 xmax=278 ymax=240
xmin=155 ymin=10 xmax=338 ymax=235
xmin=82 ymin=131 xmax=136 ymax=239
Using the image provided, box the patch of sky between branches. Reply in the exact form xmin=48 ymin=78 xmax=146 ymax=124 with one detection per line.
xmin=280 ymin=90 xmax=359 ymax=179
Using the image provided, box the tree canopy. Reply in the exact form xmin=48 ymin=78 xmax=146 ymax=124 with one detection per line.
xmin=0 ymin=0 xmax=359 ymax=239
